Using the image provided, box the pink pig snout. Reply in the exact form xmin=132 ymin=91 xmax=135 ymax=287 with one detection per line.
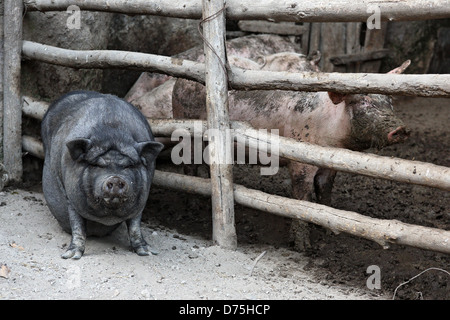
xmin=387 ymin=126 xmax=410 ymax=144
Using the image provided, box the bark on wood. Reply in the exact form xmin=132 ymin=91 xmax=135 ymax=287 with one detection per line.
xmin=231 ymin=182 xmax=450 ymax=255
xmin=202 ymin=0 xmax=237 ymax=249
xmin=22 ymin=41 xmax=450 ymax=97
xmin=3 ymin=0 xmax=23 ymax=183
xmin=22 ymin=41 xmax=205 ymax=84
xmin=22 ymin=103 xmax=450 ymax=191
xmin=22 ymin=135 xmax=45 ymax=159
xmin=0 ymin=0 xmax=4 ymax=168
xmin=0 ymin=2 xmax=4 ymax=191
xmin=22 ymin=96 xmax=48 ymax=120
xmin=22 ymin=138 xmax=450 ymax=254
xmin=24 ymin=0 xmax=450 ymax=22
xmin=231 ymin=121 xmax=450 ymax=191
xmin=229 ymin=68 xmax=450 ymax=97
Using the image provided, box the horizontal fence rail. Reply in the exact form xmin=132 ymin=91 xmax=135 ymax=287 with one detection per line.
xmin=22 ymin=97 xmax=450 ymax=191
xmin=20 ymin=135 xmax=450 ymax=255
xmin=24 ymin=0 xmax=450 ymax=22
xmin=22 ymin=41 xmax=450 ymax=97
xmin=22 ymin=41 xmax=205 ymax=84
xmin=230 ymin=67 xmax=450 ymax=97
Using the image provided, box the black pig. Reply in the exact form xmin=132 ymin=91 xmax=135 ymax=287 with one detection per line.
xmin=41 ymin=91 xmax=164 ymax=259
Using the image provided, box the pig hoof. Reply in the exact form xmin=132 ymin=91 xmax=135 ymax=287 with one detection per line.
xmin=61 ymin=247 xmax=84 ymax=259
xmin=133 ymin=245 xmax=150 ymax=256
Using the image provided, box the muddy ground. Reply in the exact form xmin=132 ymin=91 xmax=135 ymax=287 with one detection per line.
xmin=0 ymin=96 xmax=448 ymax=300
xmin=147 ymin=96 xmax=449 ymax=300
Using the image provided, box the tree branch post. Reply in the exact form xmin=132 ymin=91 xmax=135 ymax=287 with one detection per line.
xmin=202 ymin=0 xmax=237 ymax=249
xmin=3 ymin=0 xmax=23 ymax=183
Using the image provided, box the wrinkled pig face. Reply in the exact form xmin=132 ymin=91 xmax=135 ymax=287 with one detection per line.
xmin=345 ymin=94 xmax=409 ymax=150
xmin=67 ymin=137 xmax=161 ymax=221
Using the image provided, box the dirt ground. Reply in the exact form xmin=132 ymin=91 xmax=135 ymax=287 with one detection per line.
xmin=0 ymin=97 xmax=448 ymax=300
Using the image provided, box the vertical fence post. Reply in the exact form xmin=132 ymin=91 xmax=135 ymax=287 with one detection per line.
xmin=0 ymin=0 xmax=5 ymax=190
xmin=3 ymin=0 xmax=23 ymax=184
xmin=202 ymin=0 xmax=237 ymax=249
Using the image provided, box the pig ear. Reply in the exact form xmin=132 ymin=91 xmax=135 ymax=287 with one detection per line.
xmin=328 ymin=92 xmax=346 ymax=105
xmin=135 ymin=141 xmax=164 ymax=166
xmin=387 ymin=60 xmax=411 ymax=74
xmin=66 ymin=138 xmax=92 ymax=161
xmin=307 ymin=50 xmax=321 ymax=65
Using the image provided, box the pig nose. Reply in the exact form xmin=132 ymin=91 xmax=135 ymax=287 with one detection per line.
xmin=387 ymin=126 xmax=410 ymax=144
xmin=103 ymin=176 xmax=129 ymax=203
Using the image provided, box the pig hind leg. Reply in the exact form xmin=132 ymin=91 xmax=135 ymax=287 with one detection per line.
xmin=313 ymin=168 xmax=337 ymax=206
xmin=287 ymin=162 xmax=318 ymax=250
xmin=42 ymin=161 xmax=73 ymax=234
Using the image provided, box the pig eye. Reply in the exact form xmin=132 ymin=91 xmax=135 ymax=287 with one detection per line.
xmin=95 ymin=157 xmax=107 ymax=167
xmin=124 ymin=163 xmax=137 ymax=169
xmin=121 ymin=158 xmax=139 ymax=169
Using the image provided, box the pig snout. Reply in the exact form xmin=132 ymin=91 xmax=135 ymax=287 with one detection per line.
xmin=387 ymin=126 xmax=410 ymax=144
xmin=101 ymin=176 xmax=130 ymax=206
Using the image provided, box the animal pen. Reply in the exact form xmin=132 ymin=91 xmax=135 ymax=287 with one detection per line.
xmin=1 ymin=1 xmax=450 ymax=254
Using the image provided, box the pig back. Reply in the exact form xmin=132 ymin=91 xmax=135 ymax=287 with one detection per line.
xmin=175 ymin=34 xmax=300 ymax=62
xmin=42 ymin=91 xmax=153 ymax=153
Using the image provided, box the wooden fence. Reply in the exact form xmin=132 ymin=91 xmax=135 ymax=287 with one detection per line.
xmin=2 ymin=0 xmax=450 ymax=253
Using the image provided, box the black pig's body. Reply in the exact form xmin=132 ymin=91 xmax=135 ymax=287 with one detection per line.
xmin=41 ymin=91 xmax=164 ymax=259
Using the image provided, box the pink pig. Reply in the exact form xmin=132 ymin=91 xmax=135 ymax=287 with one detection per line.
xmin=171 ymin=37 xmax=410 ymax=204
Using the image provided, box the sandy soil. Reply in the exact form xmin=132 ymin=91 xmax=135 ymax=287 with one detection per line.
xmin=0 ymin=97 xmax=448 ymax=300
xmin=0 ymin=188 xmax=379 ymax=300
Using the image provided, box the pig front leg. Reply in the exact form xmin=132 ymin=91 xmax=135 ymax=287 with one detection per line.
xmin=62 ymin=205 xmax=86 ymax=259
xmin=126 ymin=212 xmax=150 ymax=256
xmin=313 ymin=168 xmax=337 ymax=206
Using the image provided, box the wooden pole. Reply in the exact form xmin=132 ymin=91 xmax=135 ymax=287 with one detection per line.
xmin=152 ymin=170 xmax=450 ymax=255
xmin=24 ymin=0 xmax=450 ymax=22
xmin=19 ymin=137 xmax=450 ymax=255
xmin=229 ymin=67 xmax=450 ymax=97
xmin=22 ymin=41 xmax=450 ymax=97
xmin=3 ymin=0 xmax=23 ymax=183
xmin=0 ymin=0 xmax=4 ymax=190
xmin=22 ymin=41 xmax=205 ymax=84
xmin=22 ymin=135 xmax=45 ymax=159
xmin=231 ymin=121 xmax=450 ymax=191
xmin=202 ymin=0 xmax=237 ymax=249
